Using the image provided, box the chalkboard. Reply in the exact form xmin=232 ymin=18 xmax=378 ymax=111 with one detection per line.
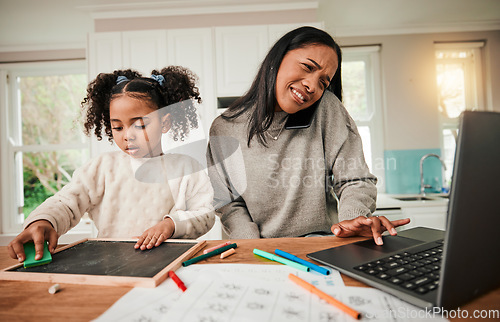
xmin=0 ymin=238 xmax=205 ymax=288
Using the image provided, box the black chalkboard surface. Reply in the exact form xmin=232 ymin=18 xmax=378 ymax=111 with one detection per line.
xmin=0 ymin=238 xmax=205 ymax=287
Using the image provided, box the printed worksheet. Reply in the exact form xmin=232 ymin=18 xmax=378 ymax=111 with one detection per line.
xmin=93 ymin=263 xmax=343 ymax=322
xmin=162 ymin=272 xmax=448 ymax=322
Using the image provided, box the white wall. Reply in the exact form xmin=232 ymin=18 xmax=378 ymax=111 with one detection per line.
xmin=319 ymin=0 xmax=500 ymax=36
xmin=0 ymin=0 xmax=93 ymax=51
xmin=334 ymin=30 xmax=500 ymax=150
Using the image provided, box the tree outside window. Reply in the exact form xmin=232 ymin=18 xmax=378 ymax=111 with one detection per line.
xmin=1 ymin=61 xmax=89 ymax=233
xmin=435 ymin=42 xmax=485 ymax=184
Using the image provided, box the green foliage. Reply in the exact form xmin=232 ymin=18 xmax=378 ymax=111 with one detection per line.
xmin=23 ymin=168 xmax=55 ymax=219
xmin=18 ymin=73 xmax=88 ymax=219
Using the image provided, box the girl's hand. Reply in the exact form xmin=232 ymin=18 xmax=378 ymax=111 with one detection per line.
xmin=134 ymin=218 xmax=175 ymax=250
xmin=7 ymin=220 xmax=58 ymax=262
xmin=331 ymin=216 xmax=411 ymax=245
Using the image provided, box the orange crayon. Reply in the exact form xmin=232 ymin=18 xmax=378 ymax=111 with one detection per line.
xmin=288 ymin=273 xmax=361 ymax=320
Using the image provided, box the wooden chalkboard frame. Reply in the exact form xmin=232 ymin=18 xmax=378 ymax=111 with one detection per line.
xmin=0 ymin=238 xmax=205 ymax=288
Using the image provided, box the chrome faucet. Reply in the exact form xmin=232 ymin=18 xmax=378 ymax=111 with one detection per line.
xmin=420 ymin=153 xmax=447 ymax=195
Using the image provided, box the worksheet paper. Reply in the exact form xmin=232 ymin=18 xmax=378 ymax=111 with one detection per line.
xmin=162 ymin=271 xmax=448 ymax=322
xmin=93 ymin=263 xmax=343 ymax=322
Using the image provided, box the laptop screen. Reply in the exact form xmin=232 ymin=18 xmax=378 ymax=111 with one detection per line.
xmin=438 ymin=110 xmax=500 ymax=308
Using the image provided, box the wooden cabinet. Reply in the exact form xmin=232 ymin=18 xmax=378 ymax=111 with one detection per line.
xmin=87 ymin=32 xmax=122 ymax=79
xmin=214 ymin=25 xmax=269 ymax=97
xmin=167 ymin=28 xmax=216 ymax=136
xmin=122 ymin=30 xmax=168 ymax=75
xmin=268 ymin=22 xmax=323 ymax=47
xmin=87 ymin=33 xmax=122 ymax=157
xmin=214 ymin=22 xmax=323 ymax=97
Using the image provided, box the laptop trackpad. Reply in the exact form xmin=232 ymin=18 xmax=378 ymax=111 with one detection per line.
xmin=307 ymin=234 xmax=430 ymax=268
xmin=355 ymin=235 xmax=424 ymax=254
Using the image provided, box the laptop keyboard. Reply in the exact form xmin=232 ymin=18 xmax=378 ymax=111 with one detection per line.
xmin=354 ymin=240 xmax=444 ymax=295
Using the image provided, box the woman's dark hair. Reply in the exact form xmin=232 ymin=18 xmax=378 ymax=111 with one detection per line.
xmin=223 ymin=26 xmax=342 ymax=146
xmin=81 ymin=66 xmax=201 ymax=142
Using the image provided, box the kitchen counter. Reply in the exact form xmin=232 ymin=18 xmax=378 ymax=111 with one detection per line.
xmin=374 ymin=193 xmax=449 ymax=231
xmin=376 ymin=193 xmax=449 ymax=209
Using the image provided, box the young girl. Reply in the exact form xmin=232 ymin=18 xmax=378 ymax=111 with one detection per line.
xmin=8 ymin=66 xmax=215 ymax=262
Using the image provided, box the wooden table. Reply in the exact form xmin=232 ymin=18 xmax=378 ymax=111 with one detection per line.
xmin=1 ymin=236 xmax=499 ymax=321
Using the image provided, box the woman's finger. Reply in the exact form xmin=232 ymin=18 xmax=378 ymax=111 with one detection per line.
xmin=378 ymin=216 xmax=397 ymax=235
xmin=332 ymin=223 xmax=356 ymax=237
xmin=370 ymin=216 xmax=384 ymax=245
xmin=391 ymin=218 xmax=411 ymax=228
xmin=331 ymin=224 xmax=342 ymax=236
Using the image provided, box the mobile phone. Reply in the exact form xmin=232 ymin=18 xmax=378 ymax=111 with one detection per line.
xmin=284 ymin=100 xmax=320 ymax=129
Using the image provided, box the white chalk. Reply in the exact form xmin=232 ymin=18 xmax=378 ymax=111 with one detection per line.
xmin=48 ymin=284 xmax=61 ymax=294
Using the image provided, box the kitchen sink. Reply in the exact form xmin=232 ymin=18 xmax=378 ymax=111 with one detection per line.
xmin=393 ymin=196 xmax=434 ymax=201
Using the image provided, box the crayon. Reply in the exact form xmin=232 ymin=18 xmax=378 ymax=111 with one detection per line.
xmin=203 ymin=241 xmax=232 ymax=254
xmin=253 ymin=248 xmax=309 ymax=272
xmin=168 ymin=270 xmax=187 ymax=292
xmin=182 ymin=243 xmax=237 ymax=267
xmin=289 ymin=273 xmax=361 ymax=320
xmin=220 ymin=248 xmax=236 ymax=259
xmin=275 ymin=249 xmax=330 ymax=275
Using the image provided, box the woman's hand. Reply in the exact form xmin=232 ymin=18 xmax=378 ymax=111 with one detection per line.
xmin=134 ymin=218 xmax=175 ymax=250
xmin=7 ymin=220 xmax=58 ymax=262
xmin=331 ymin=216 xmax=411 ymax=245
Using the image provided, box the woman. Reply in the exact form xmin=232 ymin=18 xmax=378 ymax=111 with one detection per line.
xmin=207 ymin=26 xmax=409 ymax=244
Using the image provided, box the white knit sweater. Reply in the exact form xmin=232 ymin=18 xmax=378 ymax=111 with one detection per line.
xmin=24 ymin=151 xmax=215 ymax=239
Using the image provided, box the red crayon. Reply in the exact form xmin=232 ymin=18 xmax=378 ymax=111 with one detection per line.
xmin=168 ymin=270 xmax=187 ymax=292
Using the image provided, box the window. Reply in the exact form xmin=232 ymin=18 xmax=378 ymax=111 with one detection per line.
xmin=0 ymin=61 xmax=90 ymax=235
xmin=435 ymin=42 xmax=485 ymax=184
xmin=342 ymin=46 xmax=385 ymax=191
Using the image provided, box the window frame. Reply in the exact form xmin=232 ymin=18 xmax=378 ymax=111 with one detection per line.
xmin=0 ymin=60 xmax=90 ymax=235
xmin=434 ymin=42 xmax=487 ymax=182
xmin=342 ymin=45 xmax=386 ymax=191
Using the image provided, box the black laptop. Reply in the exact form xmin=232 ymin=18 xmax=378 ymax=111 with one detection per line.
xmin=308 ymin=111 xmax=500 ymax=309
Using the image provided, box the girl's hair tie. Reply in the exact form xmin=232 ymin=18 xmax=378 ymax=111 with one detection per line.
xmin=150 ymin=74 xmax=165 ymax=86
xmin=116 ymin=75 xmax=129 ymax=85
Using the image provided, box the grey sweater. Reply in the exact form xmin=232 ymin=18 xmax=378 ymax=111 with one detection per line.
xmin=207 ymin=91 xmax=377 ymax=239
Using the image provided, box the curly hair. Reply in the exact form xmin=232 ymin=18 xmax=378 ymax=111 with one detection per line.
xmin=81 ymin=66 xmax=201 ymax=142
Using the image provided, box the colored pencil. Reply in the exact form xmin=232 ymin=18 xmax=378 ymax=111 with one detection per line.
xmin=168 ymin=270 xmax=187 ymax=292
xmin=253 ymin=248 xmax=309 ymax=272
xmin=288 ymin=273 xmax=361 ymax=320
xmin=203 ymin=241 xmax=232 ymax=254
xmin=182 ymin=243 xmax=237 ymax=267
xmin=275 ymin=249 xmax=330 ymax=275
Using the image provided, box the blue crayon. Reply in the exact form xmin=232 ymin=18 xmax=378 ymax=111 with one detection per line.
xmin=275 ymin=249 xmax=330 ymax=275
